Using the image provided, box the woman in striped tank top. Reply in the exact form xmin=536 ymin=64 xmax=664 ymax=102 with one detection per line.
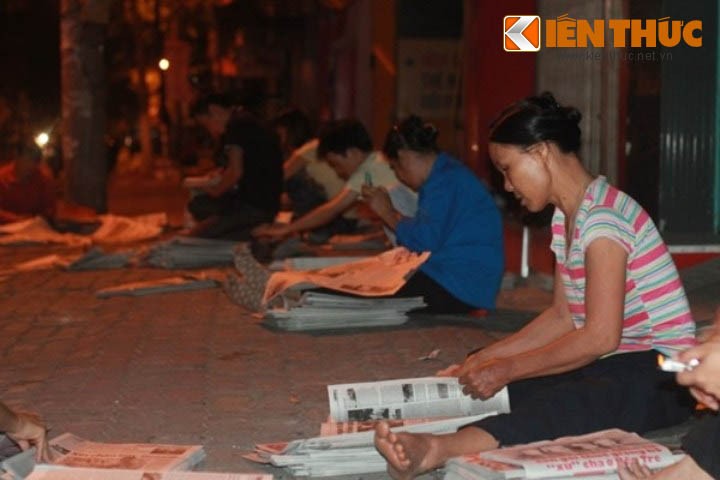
xmin=373 ymin=92 xmax=698 ymax=480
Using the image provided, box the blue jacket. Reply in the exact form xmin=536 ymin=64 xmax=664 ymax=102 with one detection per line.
xmin=395 ymin=153 xmax=504 ymax=309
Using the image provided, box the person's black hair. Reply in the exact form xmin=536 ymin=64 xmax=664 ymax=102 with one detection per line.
xmin=489 ymin=92 xmax=582 ymax=154
xmin=271 ymin=108 xmax=314 ymax=149
xmin=317 ymin=119 xmax=373 ymax=158
xmin=190 ymin=92 xmax=236 ymax=117
xmin=383 ymin=114 xmax=439 ymax=160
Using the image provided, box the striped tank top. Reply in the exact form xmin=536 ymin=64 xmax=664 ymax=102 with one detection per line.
xmin=550 ymin=176 xmax=696 ymax=356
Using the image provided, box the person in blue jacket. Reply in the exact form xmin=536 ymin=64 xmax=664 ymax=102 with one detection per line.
xmin=362 ymin=115 xmax=504 ymax=313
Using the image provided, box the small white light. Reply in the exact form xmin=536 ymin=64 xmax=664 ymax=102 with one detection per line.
xmin=158 ymin=58 xmax=170 ymax=71
xmin=471 ymin=143 xmax=480 ymax=152
xmin=35 ymin=132 xmax=50 ymax=148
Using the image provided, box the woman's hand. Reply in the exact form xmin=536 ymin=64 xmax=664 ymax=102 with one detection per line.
xmin=677 ymin=308 xmax=720 ymax=405
xmin=361 ymin=185 xmax=393 ymax=217
xmin=436 ymin=364 xmax=461 ymax=377
xmin=6 ymin=410 xmax=51 ymax=462
xmin=618 ymin=459 xmax=654 ymax=479
xmin=458 ymin=358 xmax=513 ymax=400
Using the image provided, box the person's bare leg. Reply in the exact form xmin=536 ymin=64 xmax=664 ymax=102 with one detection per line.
xmin=374 ymin=422 xmax=499 ymax=479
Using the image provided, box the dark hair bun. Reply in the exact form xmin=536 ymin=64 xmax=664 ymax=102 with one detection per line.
xmin=383 ymin=114 xmax=439 ymax=159
xmin=489 ymin=91 xmax=583 ymax=154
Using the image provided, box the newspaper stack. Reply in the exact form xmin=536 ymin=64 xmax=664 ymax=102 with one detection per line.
xmin=25 ymin=468 xmax=272 ymax=480
xmin=1 ymin=434 xmax=209 ymax=480
xmin=145 ymin=237 xmax=240 ymax=269
xmin=268 ymin=256 xmax=367 ymax=271
xmin=444 ymin=429 xmax=685 ymax=480
xmin=264 ymin=292 xmax=425 ymax=330
xmin=247 ymin=377 xmax=510 ymax=477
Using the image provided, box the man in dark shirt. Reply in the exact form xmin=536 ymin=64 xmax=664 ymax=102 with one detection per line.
xmin=188 ymin=93 xmax=283 ymax=239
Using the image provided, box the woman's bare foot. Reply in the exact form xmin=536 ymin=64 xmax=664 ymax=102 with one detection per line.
xmin=374 ymin=421 xmax=446 ymax=479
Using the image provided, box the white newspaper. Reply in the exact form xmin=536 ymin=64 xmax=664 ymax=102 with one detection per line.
xmin=48 ymin=434 xmax=205 ymax=472
xmin=26 ymin=466 xmax=271 ymax=480
xmin=327 ymin=377 xmax=510 ymax=423
xmin=91 ymin=213 xmax=167 ymax=244
xmin=0 ymin=217 xmax=90 ymax=247
xmin=477 ymin=429 xmax=683 ymax=479
xmin=262 ymin=247 xmax=430 ymax=304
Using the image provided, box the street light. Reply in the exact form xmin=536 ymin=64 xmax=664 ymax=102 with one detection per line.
xmin=34 ymin=132 xmax=50 ymax=148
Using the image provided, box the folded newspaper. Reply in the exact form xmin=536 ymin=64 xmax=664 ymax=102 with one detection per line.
xmin=96 ymin=273 xmax=221 ymax=298
xmin=23 ymin=468 xmax=272 ymax=480
xmin=246 ymin=377 xmax=510 ymax=477
xmin=444 ymin=429 xmax=685 ymax=480
xmin=263 ymin=291 xmax=425 ymax=330
xmin=262 ymin=247 xmax=430 ymax=305
xmin=0 ymin=434 xmax=207 ymax=480
xmin=144 ymin=237 xmax=239 ymax=269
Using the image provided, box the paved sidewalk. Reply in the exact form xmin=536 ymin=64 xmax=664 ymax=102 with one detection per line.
xmin=0 ymin=173 xmax=717 ymax=478
xmin=0 ymin=241 xmax=552 ymax=477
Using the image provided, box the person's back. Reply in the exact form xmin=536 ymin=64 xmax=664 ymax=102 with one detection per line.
xmin=412 ymin=153 xmax=504 ymax=309
xmin=223 ymin=111 xmax=283 ymax=216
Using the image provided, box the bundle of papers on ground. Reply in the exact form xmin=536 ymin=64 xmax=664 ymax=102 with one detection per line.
xmin=0 ymin=433 xmax=270 ymax=480
xmin=444 ymin=428 xmax=684 ymax=479
xmin=245 ymin=376 xmax=510 ymax=477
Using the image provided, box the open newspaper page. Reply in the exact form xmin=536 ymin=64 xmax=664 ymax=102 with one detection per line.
xmin=480 ymin=429 xmax=683 ymax=479
xmin=262 ymin=247 xmax=430 ymax=305
xmin=327 ymin=377 xmax=510 ymax=423
xmin=25 ymin=466 xmax=272 ymax=480
xmin=49 ymin=434 xmax=205 ymax=472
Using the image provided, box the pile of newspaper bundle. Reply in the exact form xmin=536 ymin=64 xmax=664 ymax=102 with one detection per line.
xmin=144 ymin=237 xmax=240 ymax=269
xmin=444 ymin=429 xmax=684 ymax=480
xmin=1 ymin=433 xmax=271 ymax=480
xmin=264 ymin=291 xmax=425 ymax=330
xmin=246 ymin=377 xmax=510 ymax=477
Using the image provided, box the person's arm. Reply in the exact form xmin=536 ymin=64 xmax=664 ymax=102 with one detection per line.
xmin=283 ymin=151 xmax=306 ymax=180
xmin=0 ymin=401 xmax=19 ymax=432
xmin=0 ymin=401 xmax=50 ymax=462
xmin=458 ymin=268 xmax=574 ymax=371
xmin=361 ymin=185 xmax=402 ymax=230
xmin=459 ymin=238 xmax=627 ymax=398
xmin=253 ymin=188 xmax=359 ymax=239
xmin=203 ymin=146 xmax=243 ymax=197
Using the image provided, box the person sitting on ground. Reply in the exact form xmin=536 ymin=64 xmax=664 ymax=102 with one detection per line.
xmin=619 ymin=309 xmax=720 ymax=480
xmin=252 ymin=119 xmax=414 ymax=241
xmin=271 ymin=109 xmax=356 ymax=239
xmin=0 ymin=143 xmax=55 ymax=225
xmin=372 ymin=92 xmax=697 ymax=479
xmin=187 ymin=93 xmax=283 ymax=240
xmin=0 ymin=400 xmax=50 ymax=462
xmin=361 ymin=115 xmax=503 ymax=314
